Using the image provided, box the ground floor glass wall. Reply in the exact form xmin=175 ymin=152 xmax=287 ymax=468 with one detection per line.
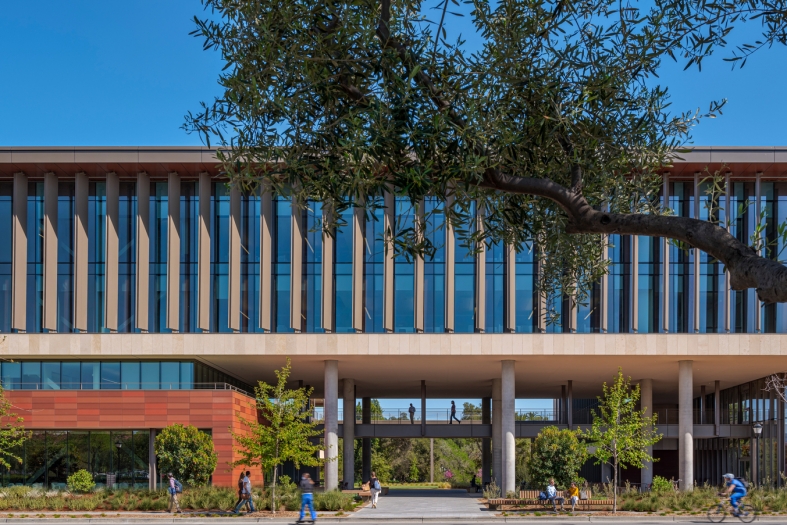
xmin=0 ymin=430 xmax=151 ymax=489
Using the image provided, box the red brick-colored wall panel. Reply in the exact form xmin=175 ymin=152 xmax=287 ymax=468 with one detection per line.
xmin=4 ymin=389 xmax=263 ymax=488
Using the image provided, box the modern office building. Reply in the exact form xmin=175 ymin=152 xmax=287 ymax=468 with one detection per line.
xmin=0 ymin=146 xmax=785 ymax=491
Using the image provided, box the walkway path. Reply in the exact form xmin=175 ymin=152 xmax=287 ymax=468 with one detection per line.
xmin=352 ymin=488 xmax=490 ymax=520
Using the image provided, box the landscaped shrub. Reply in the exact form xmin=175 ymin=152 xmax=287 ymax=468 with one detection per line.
xmin=650 ymin=475 xmax=673 ymax=494
xmin=314 ymin=491 xmax=355 ymax=511
xmin=67 ymin=469 xmax=96 ymax=493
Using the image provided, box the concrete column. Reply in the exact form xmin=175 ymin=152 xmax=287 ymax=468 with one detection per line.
xmin=290 ymin=198 xmax=303 ymax=332
xmin=662 ymin=174 xmax=670 ymax=333
xmin=631 ymin=235 xmax=639 ymax=333
xmin=492 ymin=378 xmax=502 ymax=485
xmin=351 ymin=207 xmax=364 ymax=332
xmin=679 ymin=360 xmax=694 ymax=491
xmin=444 ymin=193 xmax=455 ymax=332
xmin=324 ymin=360 xmax=339 ymax=491
xmin=105 ymin=172 xmax=119 ymax=332
xmin=414 ymin=200 xmax=425 ymax=333
xmin=228 ymin=185 xmax=241 ymax=331
xmin=166 ymin=173 xmax=181 ymax=332
xmin=42 ymin=172 xmax=58 ymax=332
xmin=197 ymin=172 xmax=211 ymax=331
xmin=715 ymin=380 xmax=721 ymax=435
xmin=148 ymin=429 xmax=157 ymax=490
xmin=362 ymin=397 xmax=371 ymax=483
xmin=383 ymin=192 xmax=394 ymax=332
xmin=504 ymin=244 xmax=516 ymax=333
xmin=700 ymin=385 xmax=706 ymax=424
xmin=322 ymin=203 xmax=334 ymax=332
xmin=342 ymin=378 xmax=355 ymax=489
xmin=755 ymin=172 xmax=762 ymax=332
xmin=694 ymin=172 xmax=701 ymax=333
xmin=640 ymin=378 xmax=654 ymax=489
xmin=430 ymin=438 xmax=434 ymax=482
xmin=475 ymin=204 xmax=486 ymax=333
xmin=136 ymin=173 xmax=150 ymax=332
xmin=420 ymin=380 xmax=426 ymax=437
xmin=724 ymin=173 xmax=732 ymax=333
xmin=502 ymin=361 xmax=516 ymax=495
xmin=482 ymin=397 xmax=492 ymax=484
xmin=11 ymin=172 xmax=27 ymax=332
xmin=73 ymin=172 xmax=88 ymax=332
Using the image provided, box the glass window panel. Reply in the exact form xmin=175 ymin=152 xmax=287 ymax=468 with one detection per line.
xmin=149 ymin=182 xmax=168 ymax=333
xmin=180 ymin=181 xmax=199 ymax=333
xmin=485 ymin=241 xmax=504 ymax=333
xmin=118 ymin=182 xmax=137 ymax=332
xmin=140 ymin=362 xmax=160 ymax=390
xmin=115 ymin=431 xmax=134 ymax=488
xmin=274 ymin=197 xmax=293 ymax=332
xmin=180 ymin=362 xmax=193 ymax=389
xmin=364 ymin=197 xmax=385 ymax=333
xmin=48 ymin=431 xmax=68 ymax=490
xmin=454 ymin=201 xmax=476 ymax=333
xmin=81 ymin=362 xmax=100 ymax=390
xmin=211 ymin=183 xmax=230 ymax=332
xmin=240 ymin=193 xmax=262 ymax=332
xmin=334 ymin=207 xmax=354 ymax=333
xmin=26 ymin=431 xmax=47 ymax=487
xmin=61 ymin=362 xmax=80 ymax=389
xmin=21 ymin=362 xmax=41 ymax=390
xmin=0 ymin=182 xmax=12 ymax=333
xmin=41 ymin=362 xmax=61 ymax=390
xmin=68 ymin=431 xmax=90 ymax=474
xmin=302 ymin=201 xmax=323 ymax=333
xmin=132 ymin=431 xmax=150 ymax=488
xmin=90 ymin=431 xmax=112 ymax=488
xmin=160 ymin=362 xmax=179 ymax=389
xmin=121 ymin=362 xmax=140 ymax=390
xmin=100 ymin=362 xmax=120 ymax=389
xmin=26 ymin=182 xmax=44 ymax=333
xmin=87 ymin=182 xmax=106 ymax=333
xmin=57 ymin=182 xmax=75 ymax=333
xmin=394 ymin=198 xmax=415 ymax=333
xmin=1 ymin=362 xmax=20 ymax=389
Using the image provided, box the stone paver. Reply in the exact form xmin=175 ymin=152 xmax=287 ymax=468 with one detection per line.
xmin=352 ymin=488 xmax=490 ymax=519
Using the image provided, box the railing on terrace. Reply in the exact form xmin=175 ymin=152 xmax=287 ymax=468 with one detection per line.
xmin=571 ymin=407 xmax=718 ymax=426
xmin=308 ymin=408 xmax=562 ymax=424
xmin=6 ymin=382 xmax=252 ymax=396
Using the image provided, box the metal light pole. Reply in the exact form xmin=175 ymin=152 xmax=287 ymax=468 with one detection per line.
xmin=752 ymin=422 xmax=763 ymax=486
xmin=114 ymin=439 xmax=123 ymax=488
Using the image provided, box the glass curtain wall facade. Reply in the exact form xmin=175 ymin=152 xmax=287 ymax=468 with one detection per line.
xmin=149 ymin=182 xmax=168 ymax=333
xmin=394 ymin=198 xmax=415 ymax=333
xmin=334 ymin=207 xmax=354 ymax=332
xmin=25 ymin=182 xmax=44 ymax=333
xmin=180 ymin=182 xmax=199 ymax=332
xmin=364 ymin=198 xmax=385 ymax=333
xmin=302 ymin=201 xmax=323 ymax=333
xmin=57 ymin=182 xmax=75 ymax=333
xmin=240 ymin=192 xmax=261 ymax=332
xmin=211 ymin=183 xmax=230 ymax=332
xmin=423 ymin=198 xmax=445 ymax=333
xmin=0 ymin=183 xmax=11 ymax=332
xmin=117 ymin=182 xmax=137 ymax=332
xmin=274 ymin=197 xmax=293 ymax=333
xmin=87 ymin=182 xmax=106 ymax=333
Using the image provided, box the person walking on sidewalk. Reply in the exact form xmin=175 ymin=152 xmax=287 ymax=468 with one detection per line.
xmin=166 ymin=473 xmax=182 ymax=513
xmin=449 ymin=401 xmax=461 ymax=424
xmin=370 ymin=471 xmax=381 ymax=508
xmin=298 ymin=473 xmax=317 ymax=523
xmin=233 ymin=471 xmax=255 ymax=513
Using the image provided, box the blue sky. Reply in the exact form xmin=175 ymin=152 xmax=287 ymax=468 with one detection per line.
xmin=2 ymin=1 xmax=787 ymax=147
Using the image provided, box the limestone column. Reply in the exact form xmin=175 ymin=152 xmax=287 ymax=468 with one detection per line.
xmin=679 ymin=361 xmax=694 ymax=491
xmin=11 ymin=172 xmax=27 ymax=332
xmin=342 ymin=378 xmax=355 ymax=489
xmin=640 ymin=378 xmax=654 ymax=489
xmin=148 ymin=429 xmax=157 ymax=490
xmin=42 ymin=172 xmax=58 ymax=332
xmin=502 ymin=360 xmax=516 ymax=495
xmin=482 ymin=397 xmax=491 ymax=485
xmin=492 ymin=378 xmax=502 ymax=487
xmin=324 ymin=360 xmax=339 ymax=491
xmin=362 ymin=397 xmax=371 ymax=483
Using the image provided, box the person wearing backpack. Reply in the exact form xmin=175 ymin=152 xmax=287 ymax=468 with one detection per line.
xmin=166 ymin=473 xmax=182 ymax=513
xmin=370 ymin=471 xmax=381 ymax=508
xmin=298 ymin=473 xmax=317 ymax=523
xmin=722 ymin=473 xmax=748 ymax=516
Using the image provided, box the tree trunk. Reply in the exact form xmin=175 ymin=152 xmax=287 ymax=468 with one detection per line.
xmin=272 ymin=465 xmax=278 ymax=514
xmin=613 ymin=457 xmax=618 ymax=514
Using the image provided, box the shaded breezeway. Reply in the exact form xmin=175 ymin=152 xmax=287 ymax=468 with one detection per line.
xmin=352 ymin=489 xmax=490 ymax=520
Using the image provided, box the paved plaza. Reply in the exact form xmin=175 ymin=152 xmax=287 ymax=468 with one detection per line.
xmin=353 ymin=488 xmax=490 ymax=520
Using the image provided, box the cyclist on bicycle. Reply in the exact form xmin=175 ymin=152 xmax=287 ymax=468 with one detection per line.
xmin=722 ymin=473 xmax=747 ymax=516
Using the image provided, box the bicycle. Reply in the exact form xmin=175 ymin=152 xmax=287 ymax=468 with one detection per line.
xmin=708 ymin=495 xmax=755 ymax=523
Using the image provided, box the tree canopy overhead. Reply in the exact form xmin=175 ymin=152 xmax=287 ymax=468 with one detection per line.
xmin=186 ymin=0 xmax=787 ymax=315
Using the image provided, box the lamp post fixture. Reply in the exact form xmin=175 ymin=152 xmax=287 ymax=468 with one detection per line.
xmin=115 ymin=439 xmax=122 ymax=486
xmin=752 ymin=422 xmax=763 ymax=485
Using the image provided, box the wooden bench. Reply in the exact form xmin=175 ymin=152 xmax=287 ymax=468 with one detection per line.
xmin=488 ymin=490 xmax=614 ymax=511
xmin=341 ymin=489 xmax=372 ymax=502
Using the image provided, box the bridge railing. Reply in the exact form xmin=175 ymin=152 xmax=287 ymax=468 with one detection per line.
xmin=309 ymin=408 xmax=562 ymax=424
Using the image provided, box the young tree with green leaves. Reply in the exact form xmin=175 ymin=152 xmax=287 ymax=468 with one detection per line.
xmin=527 ymin=426 xmax=587 ymax=489
xmin=232 ymin=358 xmax=322 ymax=514
xmin=154 ymin=423 xmax=218 ymax=487
xmin=187 ymin=0 xmax=787 ymax=319
xmin=0 ymin=384 xmax=30 ymax=469
xmin=582 ymin=369 xmax=661 ymax=512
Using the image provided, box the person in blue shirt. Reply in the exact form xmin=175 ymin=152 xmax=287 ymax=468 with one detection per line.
xmin=722 ymin=473 xmax=747 ymax=515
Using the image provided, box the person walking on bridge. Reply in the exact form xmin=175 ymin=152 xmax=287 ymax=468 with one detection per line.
xmin=450 ymin=401 xmax=461 ymax=424
xmin=408 ymin=403 xmax=416 ymax=424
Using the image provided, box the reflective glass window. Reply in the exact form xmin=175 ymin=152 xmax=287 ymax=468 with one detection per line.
xmin=334 ymin=207 xmax=354 ymax=333
xmin=21 ymin=361 xmax=40 ymax=390
xmin=454 ymin=202 xmax=476 ymax=333
xmin=180 ymin=362 xmax=194 ymax=389
xmin=61 ymin=362 xmax=80 ymax=389
xmin=26 ymin=182 xmax=44 ymax=333
xmin=698 ymin=179 xmax=724 ymax=333
xmin=81 ymin=362 xmax=100 ymax=390
xmin=88 ymin=182 xmax=106 ymax=332
xmin=514 ymin=244 xmax=536 ymax=333
xmin=140 ymin=362 xmax=160 ymax=389
xmin=0 ymin=182 xmax=12 ymax=332
xmin=149 ymin=182 xmax=168 ymax=332
xmin=485 ymin=240 xmax=504 ymax=333
xmin=1 ymin=362 xmax=20 ymax=389
xmin=100 ymin=362 xmax=120 ymax=389
xmin=763 ymin=182 xmax=787 ymax=332
xmin=210 ymin=183 xmax=230 ymax=332
xmin=423 ymin=199 xmax=445 ymax=333
xmin=121 ymin=362 xmax=140 ymax=390
xmin=274 ymin=196 xmax=293 ymax=332
xmin=637 ymin=236 xmax=660 ymax=333
xmin=57 ymin=182 xmax=75 ymax=333
xmin=302 ymin=201 xmax=323 ymax=332
xmin=730 ymin=182 xmax=756 ymax=332
xmin=240 ymin=193 xmax=262 ymax=332
xmin=394 ymin=198 xmax=415 ymax=333
xmin=669 ymin=182 xmax=696 ymax=332
xmin=41 ymin=362 xmax=60 ymax=390
xmin=364 ymin=197 xmax=385 ymax=332
xmin=607 ymin=234 xmax=631 ymax=332
xmin=161 ymin=362 xmax=180 ymax=389
xmin=117 ymin=182 xmax=137 ymax=332
xmin=180 ymin=181 xmax=199 ymax=332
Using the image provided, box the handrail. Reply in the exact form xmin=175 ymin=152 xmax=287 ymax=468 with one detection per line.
xmin=4 ymin=382 xmax=253 ymax=397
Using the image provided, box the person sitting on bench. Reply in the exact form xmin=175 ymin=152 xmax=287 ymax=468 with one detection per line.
xmin=546 ymin=479 xmax=565 ymax=512
xmin=567 ymin=482 xmax=579 ymax=512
